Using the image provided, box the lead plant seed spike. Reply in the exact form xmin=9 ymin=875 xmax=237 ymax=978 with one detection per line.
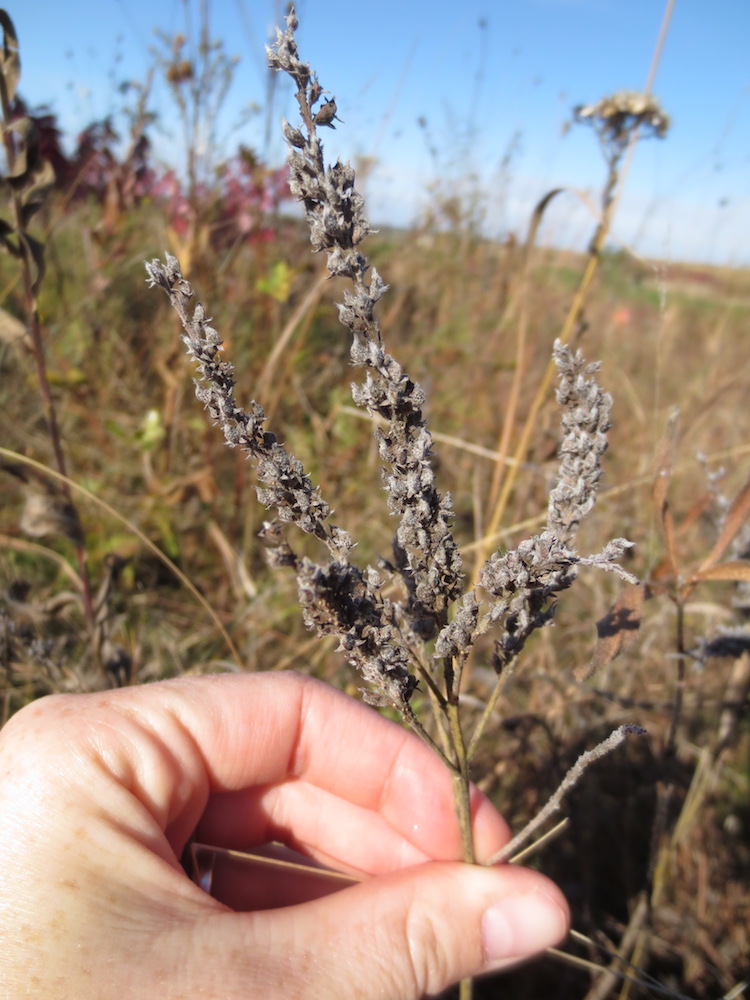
xmin=146 ymin=4 xmax=642 ymax=910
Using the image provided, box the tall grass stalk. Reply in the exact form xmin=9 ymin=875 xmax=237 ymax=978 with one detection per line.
xmin=479 ymin=88 xmax=670 ymax=577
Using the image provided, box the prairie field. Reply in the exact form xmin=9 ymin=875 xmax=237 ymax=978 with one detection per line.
xmin=1 ymin=11 xmax=749 ymax=1000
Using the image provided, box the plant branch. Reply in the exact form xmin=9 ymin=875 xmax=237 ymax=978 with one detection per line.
xmin=487 ymin=725 xmax=646 ymax=866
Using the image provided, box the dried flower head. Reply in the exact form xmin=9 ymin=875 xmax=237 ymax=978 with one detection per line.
xmin=574 ymin=91 xmax=670 ymax=152
xmin=144 ymin=252 xmax=421 ymax=720
xmin=476 ymin=341 xmax=635 ymax=674
xmin=268 ymin=7 xmax=464 ymax=640
xmin=147 ymin=5 xmax=638 ymax=780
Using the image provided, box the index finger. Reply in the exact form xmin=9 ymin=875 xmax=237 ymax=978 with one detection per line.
xmin=185 ymin=672 xmax=511 ymax=870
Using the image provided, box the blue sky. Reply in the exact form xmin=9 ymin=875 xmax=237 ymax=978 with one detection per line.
xmin=9 ymin=0 xmax=750 ymax=265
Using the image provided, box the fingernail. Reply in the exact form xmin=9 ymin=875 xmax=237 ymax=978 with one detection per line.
xmin=481 ymin=888 xmax=567 ymax=967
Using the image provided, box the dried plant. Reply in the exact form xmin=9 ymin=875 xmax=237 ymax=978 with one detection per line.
xmin=606 ymin=423 xmax=750 ymax=989
xmin=0 ymin=10 xmax=95 ymax=630
xmin=574 ymin=91 xmax=670 ymax=159
xmin=146 ymin=10 xmax=644 ymax=938
xmin=574 ymin=89 xmax=670 ymax=263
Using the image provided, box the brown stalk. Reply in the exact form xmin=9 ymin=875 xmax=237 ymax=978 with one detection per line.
xmin=477 ymin=187 xmax=565 ymax=582
xmin=479 ymin=0 xmax=674 ymax=567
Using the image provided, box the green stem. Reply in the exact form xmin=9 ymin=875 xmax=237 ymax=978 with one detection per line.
xmin=467 ymin=659 xmax=517 ymax=761
xmin=446 ymin=700 xmax=475 ymax=865
xmin=417 ymin=666 xmax=454 ymax=761
xmin=402 ymin=702 xmax=453 ymax=769
xmin=415 ymin=659 xmax=448 ymax=709
xmin=446 ymin=697 xmax=475 ymax=1000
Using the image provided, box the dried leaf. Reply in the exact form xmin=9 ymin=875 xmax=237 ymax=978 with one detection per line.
xmin=19 ymin=490 xmax=84 ymax=546
xmin=650 ymin=554 xmax=676 ymax=585
xmin=5 ymin=116 xmax=33 ymax=179
xmin=698 ymin=471 xmax=750 ymax=575
xmin=677 ymin=491 xmax=712 ymax=536
xmin=578 ymin=582 xmax=645 ymax=681
xmin=524 ymin=188 xmax=565 ymax=261
xmin=20 ymin=158 xmax=55 ymax=226
xmin=0 ymin=10 xmax=20 ymax=106
xmin=690 ymin=560 xmax=750 ymax=585
xmin=24 ymin=232 xmax=45 ymax=294
xmin=0 ymin=218 xmax=21 ymax=256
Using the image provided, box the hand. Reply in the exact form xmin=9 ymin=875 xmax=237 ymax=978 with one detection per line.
xmin=0 ymin=672 xmax=568 ymax=998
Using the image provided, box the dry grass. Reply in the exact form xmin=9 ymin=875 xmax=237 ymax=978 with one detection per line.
xmin=2 ymin=196 xmax=749 ymax=995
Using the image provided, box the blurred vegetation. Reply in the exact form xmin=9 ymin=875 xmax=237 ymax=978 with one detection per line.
xmin=1 ymin=9 xmax=749 ymax=999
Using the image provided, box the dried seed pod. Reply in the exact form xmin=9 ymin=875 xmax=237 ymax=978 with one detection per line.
xmin=282 ymin=118 xmax=306 ymax=148
xmin=313 ymin=98 xmax=342 ymax=129
xmin=309 ymin=76 xmax=323 ymax=105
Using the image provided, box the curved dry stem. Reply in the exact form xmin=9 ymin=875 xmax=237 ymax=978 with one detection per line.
xmin=0 ymin=446 xmax=241 ymax=665
xmin=487 ymin=725 xmax=646 ymax=866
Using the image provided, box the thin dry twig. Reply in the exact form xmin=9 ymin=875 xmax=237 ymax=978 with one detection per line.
xmin=487 ymin=725 xmax=646 ymax=866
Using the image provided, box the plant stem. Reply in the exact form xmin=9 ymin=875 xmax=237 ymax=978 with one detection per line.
xmin=665 ymin=598 xmax=686 ymax=756
xmin=467 ymin=660 xmax=517 ymax=761
xmin=446 ymin=699 xmax=475 ymax=865
xmin=0 ymin=67 xmax=95 ymax=630
xmin=459 ymin=976 xmax=474 ymax=1000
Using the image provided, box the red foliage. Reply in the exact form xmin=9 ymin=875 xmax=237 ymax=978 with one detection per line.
xmin=14 ymin=99 xmax=291 ymax=244
xmin=150 ymin=148 xmax=290 ymax=247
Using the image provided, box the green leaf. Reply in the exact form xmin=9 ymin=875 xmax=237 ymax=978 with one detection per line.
xmin=256 ymin=260 xmax=292 ymax=303
xmin=104 ymin=419 xmax=130 ymax=440
xmin=135 ymin=408 xmax=166 ymax=452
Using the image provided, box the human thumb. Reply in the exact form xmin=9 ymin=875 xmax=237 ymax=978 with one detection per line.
xmin=196 ymin=859 xmax=569 ymax=999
